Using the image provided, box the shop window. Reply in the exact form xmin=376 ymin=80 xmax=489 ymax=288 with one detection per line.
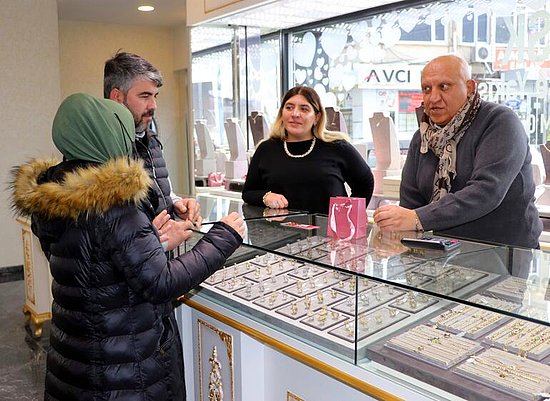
xmin=477 ymin=14 xmax=488 ymax=42
xmin=400 ymin=22 xmax=431 ymax=41
xmin=435 ymin=19 xmax=445 ymax=41
xmin=462 ymin=11 xmax=489 ymax=44
xmin=190 ymin=0 xmax=550 ymax=182
xmin=495 ymin=16 xmax=512 ymax=44
xmin=463 ymin=12 xmax=475 ymax=42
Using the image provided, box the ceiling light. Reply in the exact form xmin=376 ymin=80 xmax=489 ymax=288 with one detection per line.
xmin=138 ymin=5 xmax=155 ymax=12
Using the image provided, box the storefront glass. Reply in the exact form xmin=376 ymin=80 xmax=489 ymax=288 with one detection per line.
xmin=190 ymin=0 xmax=550 ymax=172
xmin=191 ymin=27 xmax=280 ymax=154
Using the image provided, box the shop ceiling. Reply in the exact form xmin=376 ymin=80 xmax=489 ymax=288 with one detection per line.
xmin=57 ymin=0 xmax=400 ymax=29
xmin=57 ymin=0 xmax=453 ymax=52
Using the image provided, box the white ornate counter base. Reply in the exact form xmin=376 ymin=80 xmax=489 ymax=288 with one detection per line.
xmin=17 ymin=217 xmax=52 ymax=337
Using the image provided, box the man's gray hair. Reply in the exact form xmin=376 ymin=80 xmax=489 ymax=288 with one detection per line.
xmin=103 ymin=51 xmax=163 ymax=98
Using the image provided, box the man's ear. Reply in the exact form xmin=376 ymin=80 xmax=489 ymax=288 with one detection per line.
xmin=109 ymin=88 xmax=124 ymax=103
xmin=466 ymin=79 xmax=477 ymax=95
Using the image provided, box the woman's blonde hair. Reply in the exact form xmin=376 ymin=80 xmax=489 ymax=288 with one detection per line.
xmin=269 ymin=86 xmax=349 ymax=143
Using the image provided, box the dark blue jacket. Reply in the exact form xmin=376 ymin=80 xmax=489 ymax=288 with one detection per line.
xmin=11 ymin=158 xmax=242 ymax=401
xmin=135 ymin=126 xmax=174 ymax=216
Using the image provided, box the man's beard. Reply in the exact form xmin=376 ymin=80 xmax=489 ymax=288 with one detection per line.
xmin=135 ymin=119 xmax=149 ymax=134
xmin=123 ymin=100 xmax=153 ymax=133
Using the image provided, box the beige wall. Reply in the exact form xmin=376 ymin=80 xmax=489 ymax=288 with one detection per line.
xmin=0 ymin=0 xmax=61 ymax=268
xmin=58 ymin=20 xmax=190 ymax=199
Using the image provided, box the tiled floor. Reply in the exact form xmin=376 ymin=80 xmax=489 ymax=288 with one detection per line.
xmin=0 ymin=279 xmax=47 ymax=401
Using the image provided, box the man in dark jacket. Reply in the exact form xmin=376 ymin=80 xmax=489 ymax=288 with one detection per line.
xmin=11 ymin=93 xmax=244 ymax=400
xmin=104 ymin=51 xmax=199 ymax=250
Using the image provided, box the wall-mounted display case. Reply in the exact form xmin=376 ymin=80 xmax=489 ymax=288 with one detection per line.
xmin=179 ymin=196 xmax=549 ymax=401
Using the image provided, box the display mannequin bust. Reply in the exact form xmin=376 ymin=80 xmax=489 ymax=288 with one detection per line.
xmin=539 ymin=142 xmax=550 ymax=184
xmin=248 ymin=111 xmax=269 ymax=146
xmin=325 ymin=106 xmax=347 ymax=133
xmin=223 ymin=118 xmax=248 ymax=179
xmin=369 ymin=112 xmax=401 ymax=194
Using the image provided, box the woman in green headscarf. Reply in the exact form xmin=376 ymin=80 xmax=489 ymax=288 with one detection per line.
xmin=10 ymin=93 xmax=244 ymax=401
xmin=52 ymin=92 xmax=135 ymax=163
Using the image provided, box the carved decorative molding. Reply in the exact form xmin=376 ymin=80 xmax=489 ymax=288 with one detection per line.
xmin=21 ymin=229 xmax=35 ymax=304
xmin=198 ymin=318 xmax=234 ymax=401
xmin=287 ymin=391 xmax=306 ymax=401
xmin=208 ymin=346 xmax=224 ymax=401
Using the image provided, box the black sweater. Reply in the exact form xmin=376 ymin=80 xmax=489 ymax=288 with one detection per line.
xmin=242 ymin=138 xmax=374 ymax=214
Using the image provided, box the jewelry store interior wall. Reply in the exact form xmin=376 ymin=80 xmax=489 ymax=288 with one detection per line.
xmin=0 ymin=0 xmax=60 ymax=272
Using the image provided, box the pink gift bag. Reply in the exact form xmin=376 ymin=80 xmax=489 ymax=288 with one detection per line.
xmin=326 ymin=197 xmax=367 ymax=240
xmin=207 ymin=172 xmax=225 ymax=187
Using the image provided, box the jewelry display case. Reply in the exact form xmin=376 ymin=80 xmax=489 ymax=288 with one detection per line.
xmin=180 ymin=198 xmax=550 ymax=401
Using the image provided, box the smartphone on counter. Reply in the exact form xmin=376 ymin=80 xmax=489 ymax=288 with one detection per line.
xmin=400 ymin=236 xmax=461 ymax=252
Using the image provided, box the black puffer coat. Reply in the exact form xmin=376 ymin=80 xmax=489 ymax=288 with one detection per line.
xmin=11 ymin=158 xmax=242 ymax=401
xmin=135 ymin=127 xmax=173 ymax=216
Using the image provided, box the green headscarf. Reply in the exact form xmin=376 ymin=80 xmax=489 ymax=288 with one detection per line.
xmin=52 ymin=93 xmax=134 ymax=163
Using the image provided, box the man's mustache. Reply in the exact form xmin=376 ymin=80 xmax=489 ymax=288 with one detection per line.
xmin=142 ymin=110 xmax=155 ymax=118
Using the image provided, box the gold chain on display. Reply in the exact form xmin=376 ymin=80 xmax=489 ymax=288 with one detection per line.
xmin=387 ymin=325 xmax=480 ymax=367
xmin=486 ymin=320 xmax=550 ymax=358
xmin=431 ymin=304 xmax=505 ymax=336
xmin=457 ymin=348 xmax=550 ymax=397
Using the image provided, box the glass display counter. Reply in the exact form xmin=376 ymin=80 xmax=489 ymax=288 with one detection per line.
xmin=179 ymin=197 xmax=550 ymax=401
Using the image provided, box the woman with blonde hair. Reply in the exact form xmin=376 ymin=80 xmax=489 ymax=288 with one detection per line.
xmin=243 ymin=85 xmax=374 ymax=214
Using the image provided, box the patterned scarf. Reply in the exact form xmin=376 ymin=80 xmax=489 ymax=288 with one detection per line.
xmin=419 ymin=91 xmax=481 ymax=202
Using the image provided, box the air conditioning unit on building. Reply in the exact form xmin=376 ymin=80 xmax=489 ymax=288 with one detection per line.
xmin=474 ymin=43 xmax=494 ymax=63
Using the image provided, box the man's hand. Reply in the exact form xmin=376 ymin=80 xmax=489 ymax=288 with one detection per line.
xmin=373 ymin=205 xmax=418 ymax=232
xmin=153 ymin=210 xmax=194 ymax=251
xmin=174 ymin=198 xmax=202 ymax=227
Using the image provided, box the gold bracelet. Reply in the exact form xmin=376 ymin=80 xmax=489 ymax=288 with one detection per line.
xmin=262 ymin=191 xmax=272 ymax=206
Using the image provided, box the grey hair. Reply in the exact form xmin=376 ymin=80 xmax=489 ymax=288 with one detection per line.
xmin=103 ymin=51 xmax=163 ymax=98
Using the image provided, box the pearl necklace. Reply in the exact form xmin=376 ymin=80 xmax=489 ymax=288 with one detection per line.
xmin=283 ymin=137 xmax=316 ymax=158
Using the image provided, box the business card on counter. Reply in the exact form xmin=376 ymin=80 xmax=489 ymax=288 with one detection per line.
xmin=280 ymin=222 xmax=320 ymax=230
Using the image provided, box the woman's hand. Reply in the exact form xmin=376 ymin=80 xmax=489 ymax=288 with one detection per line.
xmin=263 ymin=192 xmax=289 ymax=209
xmin=156 ymin=217 xmax=194 ymax=251
xmin=221 ymin=212 xmax=246 ymax=238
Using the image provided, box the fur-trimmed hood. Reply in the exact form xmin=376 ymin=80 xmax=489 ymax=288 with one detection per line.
xmin=10 ymin=158 xmax=152 ymax=220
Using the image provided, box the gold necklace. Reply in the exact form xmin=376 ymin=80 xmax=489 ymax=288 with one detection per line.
xmin=283 ymin=137 xmax=316 ymax=158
